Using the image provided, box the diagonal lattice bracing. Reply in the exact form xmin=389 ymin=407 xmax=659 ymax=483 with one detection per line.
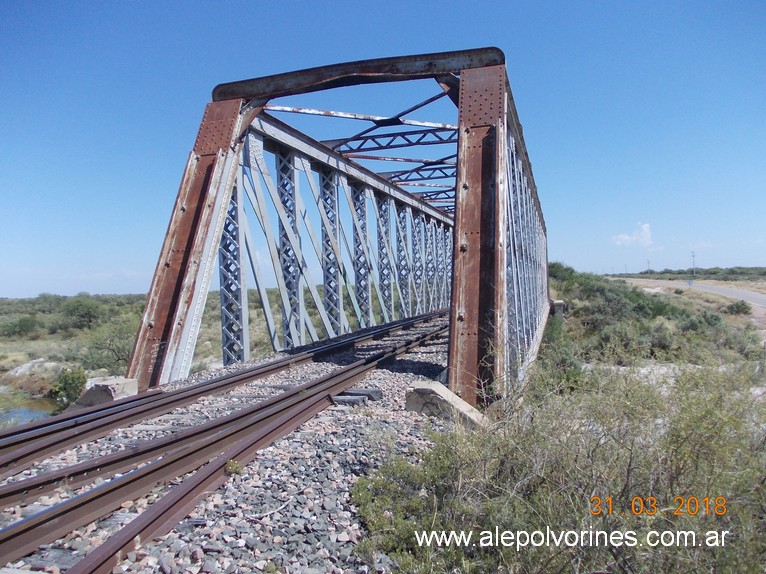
xmin=395 ymin=204 xmax=412 ymax=318
xmin=129 ymin=49 xmax=547 ymax=409
xmin=275 ymin=149 xmax=303 ymax=347
xmin=327 ymin=127 xmax=458 ymax=154
xmin=218 ymin=184 xmax=250 ymax=366
xmin=319 ymin=170 xmax=343 ymax=336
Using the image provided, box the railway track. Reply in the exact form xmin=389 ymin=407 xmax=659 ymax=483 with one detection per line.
xmin=0 ymin=310 xmax=444 ymax=479
xmin=0 ymin=313 xmax=448 ymax=573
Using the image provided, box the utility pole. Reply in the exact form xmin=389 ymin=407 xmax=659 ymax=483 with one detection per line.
xmin=691 ymin=251 xmax=696 ymax=276
xmin=647 ymin=259 xmax=650 ymax=273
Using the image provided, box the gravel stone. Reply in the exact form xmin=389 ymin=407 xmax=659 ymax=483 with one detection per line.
xmin=3 ymin=320 xmax=450 ymax=573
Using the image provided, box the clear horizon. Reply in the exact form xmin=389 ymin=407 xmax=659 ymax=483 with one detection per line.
xmin=1 ymin=1 xmax=764 ymax=298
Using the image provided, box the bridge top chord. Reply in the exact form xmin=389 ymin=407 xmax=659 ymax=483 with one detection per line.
xmin=126 ymin=48 xmax=548 ymax=407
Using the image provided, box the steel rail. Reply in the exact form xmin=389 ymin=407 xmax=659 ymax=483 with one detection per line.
xmin=0 ymin=388 xmax=330 ymax=507
xmin=0 ymin=311 xmax=445 ymax=478
xmin=72 ymin=325 xmax=448 ymax=574
xmin=0 ymin=324 xmax=448 ymax=567
xmin=0 ymin=310 xmax=441 ymax=445
xmin=69 ymin=395 xmax=330 ymax=574
xmin=0 ymin=312 xmax=440 ymax=507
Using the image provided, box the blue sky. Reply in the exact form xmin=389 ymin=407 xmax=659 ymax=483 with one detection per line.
xmin=1 ymin=1 xmax=763 ymax=297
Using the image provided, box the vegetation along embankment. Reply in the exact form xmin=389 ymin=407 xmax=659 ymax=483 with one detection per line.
xmin=0 ymin=289 xmax=279 ymax=422
xmin=352 ymin=263 xmax=765 ymax=573
xmin=617 ymin=265 xmax=766 ymax=283
xmin=1 ymin=267 xmax=765 ymax=571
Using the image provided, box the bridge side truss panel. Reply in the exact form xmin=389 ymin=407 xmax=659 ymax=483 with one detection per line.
xmin=218 ymin=183 xmax=250 ymax=366
xmin=129 ymin=50 xmax=547 ymax=397
xmin=129 ymin=105 xmax=453 ymax=390
xmin=448 ymin=66 xmax=548 ymax=406
xmin=236 ymin=116 xmax=452 ymax=352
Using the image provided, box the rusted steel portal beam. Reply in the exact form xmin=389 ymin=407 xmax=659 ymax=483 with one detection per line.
xmin=127 ymin=99 xmax=256 ymax=391
xmin=448 ymin=65 xmax=548 ymax=406
xmin=212 ymin=48 xmax=504 ymax=103
xmin=129 ymin=48 xmax=546 ymax=400
xmin=448 ymin=66 xmax=506 ymax=407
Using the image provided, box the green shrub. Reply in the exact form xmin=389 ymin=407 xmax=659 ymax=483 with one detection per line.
xmin=354 ymin=366 xmax=766 ymax=573
xmin=701 ymin=310 xmax=722 ymax=327
xmin=48 ymin=367 xmax=87 ymax=413
xmin=722 ymin=300 xmax=752 ymax=315
xmin=353 ymin=266 xmax=766 ymax=572
xmin=81 ymin=314 xmax=139 ymax=375
xmin=649 ymin=321 xmax=674 ymax=354
xmin=1 ymin=315 xmax=40 ymax=338
xmin=537 ymin=315 xmax=583 ymax=386
xmin=61 ymin=296 xmax=103 ymax=329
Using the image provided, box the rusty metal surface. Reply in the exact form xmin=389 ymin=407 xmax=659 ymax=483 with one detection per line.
xmin=69 ymin=323 xmax=448 ymax=574
xmin=0 ymin=321 xmax=448 ymax=567
xmin=68 ymin=396 xmax=330 ymax=574
xmin=212 ymin=47 xmax=504 ymax=102
xmin=124 ymin=47 xmax=545 ymax=411
xmin=126 ymin=99 xmax=245 ymax=391
xmin=448 ymin=66 xmax=507 ymax=406
xmin=0 ymin=311 xmax=444 ymax=481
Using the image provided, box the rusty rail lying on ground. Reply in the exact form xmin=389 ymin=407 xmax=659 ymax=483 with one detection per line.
xmin=0 ymin=321 xmax=447 ymax=570
xmin=0 ymin=311 xmax=444 ymax=479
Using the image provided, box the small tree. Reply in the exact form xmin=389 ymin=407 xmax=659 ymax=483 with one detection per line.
xmin=62 ymin=297 xmax=102 ymax=329
xmin=1 ymin=315 xmax=40 ymax=338
xmin=82 ymin=314 xmax=139 ymax=375
xmin=48 ymin=367 xmax=87 ymax=413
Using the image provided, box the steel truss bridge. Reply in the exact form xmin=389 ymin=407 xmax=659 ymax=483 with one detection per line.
xmin=126 ymin=48 xmax=549 ymax=406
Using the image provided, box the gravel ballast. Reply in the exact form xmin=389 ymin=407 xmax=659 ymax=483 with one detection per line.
xmin=1 ymin=325 xmax=450 ymax=574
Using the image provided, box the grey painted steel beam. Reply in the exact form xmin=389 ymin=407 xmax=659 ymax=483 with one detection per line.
xmin=250 ymin=114 xmax=452 ymax=226
xmin=320 ymin=170 xmax=343 ymax=336
xmin=351 ymin=183 xmax=371 ymax=328
xmin=327 ymin=128 xmax=458 ymax=153
xmin=375 ymin=194 xmax=394 ymax=321
xmin=276 ymin=149 xmax=303 ymax=348
xmin=218 ymin=184 xmax=250 ymax=366
xmin=395 ymin=204 xmax=412 ymax=318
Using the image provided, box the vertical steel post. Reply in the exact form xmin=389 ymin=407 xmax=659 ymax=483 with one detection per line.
xmin=376 ymin=193 xmax=394 ymax=321
xmin=505 ymin=136 xmax=521 ymax=379
xmin=395 ymin=203 xmax=412 ymax=318
xmin=320 ymin=170 xmax=343 ymax=335
xmin=218 ymin=182 xmax=250 ymax=365
xmin=276 ymin=148 xmax=303 ymax=347
xmin=436 ymin=222 xmax=447 ymax=308
xmin=447 ymin=65 xmax=507 ymax=406
xmin=425 ymin=218 xmax=437 ymax=311
xmin=351 ymin=183 xmax=371 ymax=328
xmin=412 ymin=213 xmax=425 ymax=315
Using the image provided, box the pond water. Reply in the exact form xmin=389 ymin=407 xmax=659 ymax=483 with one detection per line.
xmin=0 ymin=391 xmax=56 ymax=429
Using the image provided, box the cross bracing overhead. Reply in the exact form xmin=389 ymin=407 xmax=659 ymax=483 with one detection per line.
xmin=127 ymin=48 xmax=548 ymax=407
